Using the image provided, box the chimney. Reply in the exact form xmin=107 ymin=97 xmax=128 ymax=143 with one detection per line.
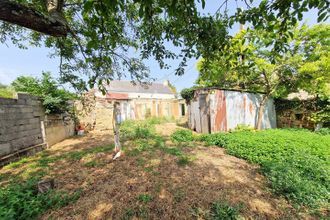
xmin=163 ymin=80 xmax=169 ymax=87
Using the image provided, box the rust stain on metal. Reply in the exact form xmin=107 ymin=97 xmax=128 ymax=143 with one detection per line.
xmin=249 ymin=103 xmax=253 ymax=114
xmin=214 ymin=90 xmax=227 ymax=131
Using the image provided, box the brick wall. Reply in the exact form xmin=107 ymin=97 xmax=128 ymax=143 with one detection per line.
xmin=0 ymin=93 xmax=45 ymax=159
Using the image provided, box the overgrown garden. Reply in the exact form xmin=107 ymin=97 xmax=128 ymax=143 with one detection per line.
xmin=171 ymin=127 xmax=330 ymax=212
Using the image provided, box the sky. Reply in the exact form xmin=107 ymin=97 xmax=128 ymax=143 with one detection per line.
xmin=0 ymin=0 xmax=324 ymax=92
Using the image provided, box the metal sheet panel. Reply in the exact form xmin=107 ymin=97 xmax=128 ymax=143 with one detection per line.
xmin=188 ymin=99 xmax=201 ymax=132
xmin=225 ymin=90 xmax=276 ymax=130
xmin=188 ymin=89 xmax=276 ymax=133
xmin=199 ymin=93 xmax=210 ymax=133
xmin=211 ymin=90 xmax=227 ymax=132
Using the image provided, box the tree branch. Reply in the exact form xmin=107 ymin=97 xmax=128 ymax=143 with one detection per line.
xmin=0 ymin=0 xmax=68 ymax=37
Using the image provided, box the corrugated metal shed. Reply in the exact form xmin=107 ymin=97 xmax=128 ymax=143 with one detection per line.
xmin=188 ymin=89 xmax=276 ymax=133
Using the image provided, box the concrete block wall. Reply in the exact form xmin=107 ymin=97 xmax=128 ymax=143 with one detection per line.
xmin=45 ymin=114 xmax=75 ymax=146
xmin=0 ymin=93 xmax=45 ymax=157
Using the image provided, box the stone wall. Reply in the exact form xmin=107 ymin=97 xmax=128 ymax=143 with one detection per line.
xmin=276 ymin=109 xmax=315 ymax=129
xmin=275 ymin=99 xmax=317 ymax=130
xmin=0 ymin=93 xmax=46 ymax=162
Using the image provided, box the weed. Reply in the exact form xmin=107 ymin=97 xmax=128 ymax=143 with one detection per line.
xmin=173 ymin=189 xmax=186 ymax=203
xmin=170 ymin=129 xmax=194 ymax=143
xmin=126 ymin=148 xmax=141 ymax=157
xmin=162 ymin=147 xmax=182 ymax=156
xmin=120 ymin=120 xmax=155 ymax=140
xmin=177 ymin=155 xmax=193 ymax=166
xmin=0 ymin=178 xmax=81 ymax=219
xmin=122 ymin=208 xmax=135 ymax=220
xmin=234 ymin=124 xmax=255 ymax=132
xmin=144 ymin=166 xmax=154 ymax=173
xmin=190 ymin=206 xmax=209 ymax=219
xmin=137 ymin=194 xmax=153 ymax=203
xmin=136 ymin=157 xmax=146 ymax=167
xmin=5 ymin=157 xmax=33 ymax=169
xmin=209 ymin=201 xmax=241 ymax=220
xmin=84 ymin=160 xmax=104 ymax=168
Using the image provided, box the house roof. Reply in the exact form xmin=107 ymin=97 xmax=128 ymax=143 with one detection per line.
xmin=105 ymin=80 xmax=174 ymax=94
xmin=106 ymin=93 xmax=129 ymax=100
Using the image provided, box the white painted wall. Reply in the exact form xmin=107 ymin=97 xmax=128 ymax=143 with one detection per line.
xmin=127 ymin=92 xmax=175 ymax=99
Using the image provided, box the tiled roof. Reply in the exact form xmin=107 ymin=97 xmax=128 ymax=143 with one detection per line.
xmin=105 ymin=80 xmax=174 ymax=94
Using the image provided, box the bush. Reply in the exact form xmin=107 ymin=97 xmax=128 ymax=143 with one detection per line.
xmin=170 ymin=129 xmax=194 ymax=143
xmin=11 ymin=72 xmax=76 ymax=114
xmin=201 ymin=129 xmax=330 ymax=208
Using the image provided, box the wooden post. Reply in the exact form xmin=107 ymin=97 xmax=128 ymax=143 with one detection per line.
xmin=112 ymin=101 xmax=122 ymax=159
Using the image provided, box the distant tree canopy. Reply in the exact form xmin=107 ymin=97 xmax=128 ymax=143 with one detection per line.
xmin=197 ymin=23 xmax=330 ymax=98
xmin=11 ymin=72 xmax=76 ymax=114
xmin=0 ymin=83 xmax=15 ymax=99
xmin=196 ymin=23 xmax=330 ymax=129
xmin=0 ymin=0 xmax=329 ymax=92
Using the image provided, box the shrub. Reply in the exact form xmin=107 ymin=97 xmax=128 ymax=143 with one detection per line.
xmin=170 ymin=129 xmax=194 ymax=143
xmin=11 ymin=72 xmax=76 ymax=114
xmin=200 ymin=129 xmax=330 ymax=208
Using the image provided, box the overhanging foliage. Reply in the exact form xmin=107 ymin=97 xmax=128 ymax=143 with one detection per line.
xmin=0 ymin=0 xmax=329 ymax=93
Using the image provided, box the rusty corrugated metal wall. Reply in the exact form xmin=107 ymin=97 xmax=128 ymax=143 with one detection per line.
xmin=188 ymin=89 xmax=276 ymax=133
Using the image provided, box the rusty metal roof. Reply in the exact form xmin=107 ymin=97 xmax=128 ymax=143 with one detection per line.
xmin=106 ymin=93 xmax=129 ymax=100
xmin=105 ymin=80 xmax=174 ymax=94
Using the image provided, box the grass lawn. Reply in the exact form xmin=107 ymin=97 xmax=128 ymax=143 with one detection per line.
xmin=0 ymin=118 xmax=328 ymax=219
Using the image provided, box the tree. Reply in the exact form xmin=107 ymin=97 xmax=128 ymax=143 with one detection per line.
xmin=11 ymin=72 xmax=76 ymax=114
xmin=0 ymin=0 xmax=329 ymax=92
xmin=197 ymin=23 xmax=330 ymax=130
